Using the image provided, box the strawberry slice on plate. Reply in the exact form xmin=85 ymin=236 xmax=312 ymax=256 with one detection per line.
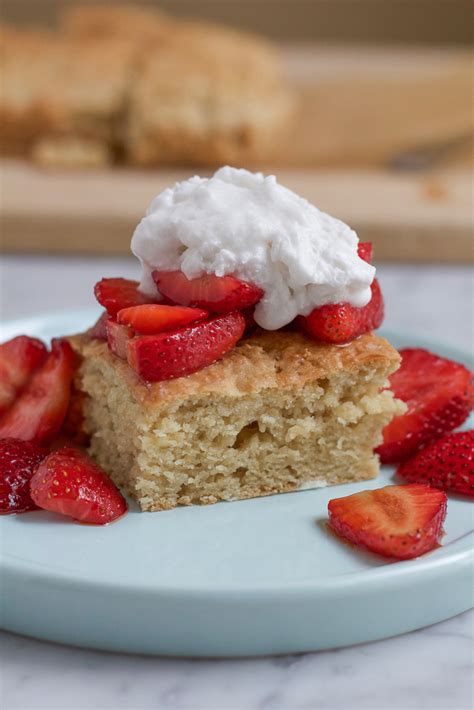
xmin=94 ymin=278 xmax=154 ymax=318
xmin=127 ymin=311 xmax=245 ymax=382
xmin=0 ymin=336 xmax=47 ymax=416
xmin=30 ymin=447 xmax=127 ymax=525
xmin=117 ymin=303 xmax=208 ymax=335
xmin=377 ymin=348 xmax=473 ymax=464
xmin=0 ymin=339 xmax=76 ymax=443
xmin=297 ymin=278 xmax=384 ymax=344
xmin=397 ymin=430 xmax=474 ymax=497
xmin=328 ymin=483 xmax=447 ymax=560
xmin=152 ymin=270 xmax=264 ymax=314
xmin=0 ymin=438 xmax=47 ymax=514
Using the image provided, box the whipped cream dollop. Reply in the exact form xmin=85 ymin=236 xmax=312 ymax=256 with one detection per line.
xmin=131 ymin=167 xmax=375 ymax=330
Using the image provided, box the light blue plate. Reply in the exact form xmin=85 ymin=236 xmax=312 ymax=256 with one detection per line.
xmin=0 ymin=309 xmax=472 ymax=656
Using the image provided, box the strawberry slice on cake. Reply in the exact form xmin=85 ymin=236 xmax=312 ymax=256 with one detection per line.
xmin=95 ymin=278 xmax=157 ymax=318
xmin=152 ymin=270 xmax=263 ymax=314
xmin=127 ymin=311 xmax=246 ymax=382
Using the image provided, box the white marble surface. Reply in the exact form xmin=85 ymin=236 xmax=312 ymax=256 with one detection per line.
xmin=1 ymin=256 xmax=473 ymax=710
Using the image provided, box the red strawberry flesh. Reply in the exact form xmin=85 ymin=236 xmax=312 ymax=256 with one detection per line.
xmin=152 ymin=270 xmax=263 ymax=314
xmin=0 ymin=438 xmax=47 ymax=514
xmin=0 ymin=336 xmax=48 ymax=416
xmin=328 ymin=483 xmax=447 ymax=560
xmin=357 ymin=242 xmax=373 ymax=263
xmin=377 ymin=348 xmax=473 ymax=463
xmin=117 ymin=303 xmax=208 ymax=335
xmin=297 ymin=278 xmax=384 ymax=344
xmin=127 ymin=311 xmax=245 ymax=382
xmin=106 ymin=319 xmax=133 ymax=360
xmin=94 ymin=278 xmax=154 ymax=318
xmin=30 ymin=447 xmax=127 ymax=524
xmin=397 ymin=430 xmax=474 ymax=497
xmin=0 ymin=339 xmax=76 ymax=443
xmin=88 ymin=312 xmax=109 ymax=340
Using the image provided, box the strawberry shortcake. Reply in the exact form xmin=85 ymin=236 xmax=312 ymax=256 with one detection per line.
xmin=1 ymin=168 xmax=472 ymax=561
xmin=69 ymin=167 xmax=405 ymax=511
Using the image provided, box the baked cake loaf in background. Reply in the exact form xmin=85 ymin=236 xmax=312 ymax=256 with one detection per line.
xmin=125 ymin=19 xmax=294 ymax=167
xmin=0 ymin=5 xmax=294 ymax=168
xmin=70 ymin=330 xmax=404 ymax=512
xmin=0 ymin=26 xmax=137 ymax=167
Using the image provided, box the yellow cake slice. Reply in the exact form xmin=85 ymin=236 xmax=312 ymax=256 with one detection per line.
xmin=70 ymin=329 xmax=404 ymax=512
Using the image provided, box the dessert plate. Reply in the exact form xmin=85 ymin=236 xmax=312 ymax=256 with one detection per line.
xmin=1 ymin=308 xmax=473 ymax=657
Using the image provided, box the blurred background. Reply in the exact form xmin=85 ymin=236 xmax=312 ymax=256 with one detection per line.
xmin=2 ymin=0 xmax=473 ymax=44
xmin=0 ymin=0 xmax=472 ymax=266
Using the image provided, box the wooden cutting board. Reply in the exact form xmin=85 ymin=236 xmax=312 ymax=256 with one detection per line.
xmin=1 ymin=46 xmax=472 ymax=261
xmin=278 ymin=45 xmax=473 ymax=167
xmin=1 ymin=160 xmax=472 ymax=262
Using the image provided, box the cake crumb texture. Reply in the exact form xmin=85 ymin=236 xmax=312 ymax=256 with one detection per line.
xmin=71 ymin=330 xmax=405 ymax=511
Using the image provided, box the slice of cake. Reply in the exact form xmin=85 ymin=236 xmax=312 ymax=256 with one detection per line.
xmin=70 ymin=329 xmax=404 ymax=512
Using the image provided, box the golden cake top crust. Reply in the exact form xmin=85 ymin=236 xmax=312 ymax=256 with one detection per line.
xmin=70 ymin=329 xmax=400 ymax=406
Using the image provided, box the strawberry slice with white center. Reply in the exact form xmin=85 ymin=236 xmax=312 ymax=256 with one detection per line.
xmin=94 ymin=278 xmax=155 ymax=318
xmin=328 ymin=483 xmax=447 ymax=560
xmin=152 ymin=270 xmax=263 ymax=314
xmin=117 ymin=304 xmax=208 ymax=335
xmin=0 ymin=339 xmax=76 ymax=443
xmin=377 ymin=348 xmax=473 ymax=464
xmin=30 ymin=447 xmax=127 ymax=525
xmin=0 ymin=336 xmax=48 ymax=416
xmin=127 ymin=311 xmax=245 ymax=382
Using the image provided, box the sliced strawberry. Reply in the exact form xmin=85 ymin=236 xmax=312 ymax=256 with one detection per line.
xmin=117 ymin=304 xmax=208 ymax=335
xmin=0 ymin=339 xmax=76 ymax=443
xmin=94 ymin=278 xmax=154 ymax=318
xmin=152 ymin=270 xmax=263 ymax=314
xmin=127 ymin=311 xmax=245 ymax=382
xmin=357 ymin=241 xmax=373 ymax=263
xmin=377 ymin=349 xmax=473 ymax=464
xmin=30 ymin=447 xmax=127 ymax=524
xmin=106 ymin=319 xmax=133 ymax=360
xmin=0 ymin=438 xmax=47 ymax=514
xmin=328 ymin=483 xmax=447 ymax=560
xmin=88 ymin=311 xmax=109 ymax=340
xmin=297 ymin=278 xmax=384 ymax=344
xmin=397 ymin=430 xmax=474 ymax=497
xmin=0 ymin=336 xmax=47 ymax=416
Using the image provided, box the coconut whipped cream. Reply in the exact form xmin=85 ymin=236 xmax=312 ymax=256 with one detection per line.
xmin=131 ymin=166 xmax=375 ymax=330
